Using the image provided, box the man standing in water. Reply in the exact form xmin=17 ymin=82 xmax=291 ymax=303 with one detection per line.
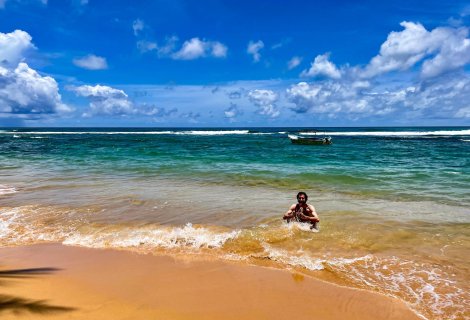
xmin=283 ymin=192 xmax=320 ymax=230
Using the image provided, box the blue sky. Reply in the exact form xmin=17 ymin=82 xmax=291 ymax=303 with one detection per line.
xmin=0 ymin=0 xmax=470 ymax=127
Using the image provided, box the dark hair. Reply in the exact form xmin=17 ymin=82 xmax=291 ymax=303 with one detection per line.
xmin=297 ymin=192 xmax=308 ymax=201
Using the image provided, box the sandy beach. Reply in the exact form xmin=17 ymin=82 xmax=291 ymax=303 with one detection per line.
xmin=0 ymin=243 xmax=420 ymax=320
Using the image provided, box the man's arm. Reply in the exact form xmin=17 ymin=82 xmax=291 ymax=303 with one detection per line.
xmin=303 ymin=204 xmax=319 ymax=222
xmin=283 ymin=204 xmax=296 ymax=220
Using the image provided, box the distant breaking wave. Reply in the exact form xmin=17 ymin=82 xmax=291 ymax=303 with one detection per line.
xmin=0 ymin=130 xmax=252 ymax=135
xmin=1 ymin=128 xmax=469 ymax=137
xmin=300 ymin=129 xmax=470 ymax=136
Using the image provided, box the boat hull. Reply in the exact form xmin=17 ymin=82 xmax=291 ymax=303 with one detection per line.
xmin=290 ymin=138 xmax=332 ymax=145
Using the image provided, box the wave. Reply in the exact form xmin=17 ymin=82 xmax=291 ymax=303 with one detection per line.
xmin=299 ymin=129 xmax=470 ymax=137
xmin=1 ymin=207 xmax=467 ymax=319
xmin=0 ymin=185 xmax=17 ymax=196
xmin=0 ymin=130 xmax=254 ymax=135
xmin=62 ymin=223 xmax=241 ymax=250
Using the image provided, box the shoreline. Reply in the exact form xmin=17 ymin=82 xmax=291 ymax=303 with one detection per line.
xmin=0 ymin=243 xmax=420 ymax=320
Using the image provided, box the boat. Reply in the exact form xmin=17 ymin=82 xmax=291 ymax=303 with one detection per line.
xmin=288 ymin=133 xmax=332 ymax=145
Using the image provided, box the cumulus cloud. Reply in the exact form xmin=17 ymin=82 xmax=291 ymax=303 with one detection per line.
xmin=136 ymin=40 xmax=158 ymax=53
xmin=132 ymin=19 xmax=145 ymax=36
xmin=247 ymin=40 xmax=264 ymax=62
xmin=135 ymin=32 xmax=226 ymax=60
xmin=0 ymin=30 xmax=35 ymax=66
xmin=1 ymin=0 xmax=46 ymax=8
xmin=172 ymin=37 xmax=227 ymax=60
xmin=285 ymin=21 xmax=470 ymax=122
xmin=69 ymin=84 xmax=165 ymax=117
xmin=286 ymin=81 xmax=379 ymax=116
xmin=248 ymin=89 xmax=279 ymax=118
xmin=362 ymin=21 xmax=470 ymax=79
xmin=286 ymin=71 xmax=470 ymax=121
xmin=73 ymin=54 xmax=108 ymax=70
xmin=224 ymin=102 xmax=242 ymax=119
xmin=287 ymin=56 xmax=302 ymax=70
xmin=0 ymin=62 xmax=71 ymax=116
xmin=301 ymin=53 xmax=341 ymax=79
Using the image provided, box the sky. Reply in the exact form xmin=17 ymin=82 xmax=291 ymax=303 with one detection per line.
xmin=0 ymin=0 xmax=470 ymax=127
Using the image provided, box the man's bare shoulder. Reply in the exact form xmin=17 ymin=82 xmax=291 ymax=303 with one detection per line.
xmin=289 ymin=204 xmax=297 ymax=209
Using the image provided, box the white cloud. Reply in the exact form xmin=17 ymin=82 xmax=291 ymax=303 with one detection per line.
xmin=247 ymin=40 xmax=264 ymax=63
xmin=172 ymin=38 xmax=205 ymax=60
xmin=301 ymin=53 xmax=341 ymax=79
xmin=0 ymin=62 xmax=71 ymax=116
xmin=224 ymin=102 xmax=242 ymax=119
xmin=73 ymin=54 xmax=108 ymax=70
xmin=0 ymin=30 xmax=35 ymax=66
xmin=286 ymin=71 xmax=470 ymax=121
xmin=132 ymin=19 xmax=145 ymax=36
xmin=137 ymin=40 xmax=158 ymax=53
xmin=455 ymin=107 xmax=470 ymax=118
xmin=248 ymin=89 xmax=279 ymax=118
xmin=362 ymin=21 xmax=470 ymax=79
xmin=171 ymin=37 xmax=227 ymax=60
xmin=69 ymin=84 xmax=134 ymax=116
xmin=286 ymin=81 xmax=377 ymax=116
xmin=69 ymin=84 xmax=167 ymax=117
xmin=156 ymin=35 xmax=178 ymax=56
xmin=421 ymin=28 xmax=470 ymax=78
xmin=0 ymin=0 xmax=46 ymax=8
xmin=287 ymin=56 xmax=302 ymax=70
xmin=211 ymin=42 xmax=228 ymax=58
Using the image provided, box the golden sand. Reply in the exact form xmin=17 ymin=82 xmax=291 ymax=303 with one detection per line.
xmin=0 ymin=244 xmax=419 ymax=319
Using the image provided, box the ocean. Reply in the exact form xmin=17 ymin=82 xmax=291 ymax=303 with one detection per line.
xmin=0 ymin=127 xmax=469 ymax=319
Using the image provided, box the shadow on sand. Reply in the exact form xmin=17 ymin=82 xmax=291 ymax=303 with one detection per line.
xmin=0 ymin=267 xmax=75 ymax=315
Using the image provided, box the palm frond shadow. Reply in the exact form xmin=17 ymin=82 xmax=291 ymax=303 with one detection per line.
xmin=0 ymin=267 xmax=75 ymax=314
xmin=0 ymin=295 xmax=75 ymax=314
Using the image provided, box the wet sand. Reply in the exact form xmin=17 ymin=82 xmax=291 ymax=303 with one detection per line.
xmin=0 ymin=244 xmax=420 ymax=320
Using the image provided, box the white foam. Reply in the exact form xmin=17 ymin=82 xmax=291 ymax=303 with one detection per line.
xmin=0 ymin=130 xmax=251 ymax=135
xmin=461 ymin=139 xmax=470 ymax=142
xmin=0 ymin=208 xmax=20 ymax=238
xmin=299 ymin=129 xmax=470 ymax=137
xmin=324 ymin=255 xmax=468 ymax=320
xmin=0 ymin=185 xmax=17 ymax=196
xmin=282 ymin=221 xmax=314 ymax=232
xmin=174 ymin=130 xmax=250 ymax=135
xmin=63 ymin=223 xmax=240 ymax=250
xmin=261 ymin=243 xmax=324 ymax=270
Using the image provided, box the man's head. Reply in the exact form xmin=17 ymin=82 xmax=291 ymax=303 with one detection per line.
xmin=297 ymin=192 xmax=308 ymax=204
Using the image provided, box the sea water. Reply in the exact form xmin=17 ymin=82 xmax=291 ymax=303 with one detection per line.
xmin=0 ymin=127 xmax=469 ymax=319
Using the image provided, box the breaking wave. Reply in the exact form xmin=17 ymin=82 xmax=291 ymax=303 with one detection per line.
xmin=0 ymin=130 xmax=259 ymax=136
xmin=0 ymin=206 xmax=467 ymax=320
xmin=300 ymin=129 xmax=470 ymax=137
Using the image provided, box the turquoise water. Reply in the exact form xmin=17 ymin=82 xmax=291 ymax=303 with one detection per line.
xmin=0 ymin=127 xmax=469 ymax=319
xmin=1 ymin=127 xmax=469 ymax=207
